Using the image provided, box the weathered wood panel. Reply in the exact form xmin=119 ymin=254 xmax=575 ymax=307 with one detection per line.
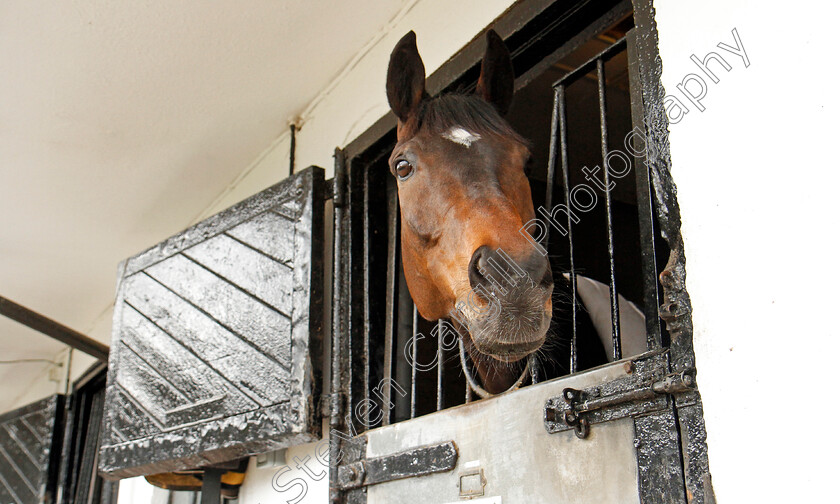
xmin=226 ymin=211 xmax=296 ymax=266
xmin=99 ymin=167 xmax=324 ymax=479
xmin=184 ymin=233 xmax=294 ymax=315
xmin=121 ymin=273 xmax=291 ymax=405
xmin=0 ymin=396 xmax=63 ymax=504
xmin=144 ymin=253 xmax=293 ymax=368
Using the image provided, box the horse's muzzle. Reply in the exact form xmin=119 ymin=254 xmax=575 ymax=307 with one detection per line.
xmin=462 ymin=246 xmax=553 ymax=361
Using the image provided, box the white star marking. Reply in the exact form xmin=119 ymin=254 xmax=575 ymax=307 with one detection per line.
xmin=442 ymin=127 xmax=481 ymax=148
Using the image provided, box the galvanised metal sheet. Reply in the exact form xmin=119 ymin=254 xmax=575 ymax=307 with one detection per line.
xmin=365 ymin=361 xmax=640 ymax=504
xmin=99 ymin=167 xmax=324 ymax=479
xmin=0 ymin=395 xmax=63 ymax=504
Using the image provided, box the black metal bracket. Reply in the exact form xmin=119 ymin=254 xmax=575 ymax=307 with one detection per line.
xmin=336 ymin=441 xmax=458 ymax=491
xmin=544 ymin=352 xmax=696 ymax=439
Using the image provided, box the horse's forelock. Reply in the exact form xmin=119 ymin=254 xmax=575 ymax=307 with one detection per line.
xmin=416 ymin=94 xmax=528 ymax=148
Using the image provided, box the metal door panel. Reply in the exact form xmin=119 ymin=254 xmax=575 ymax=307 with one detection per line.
xmin=365 ymin=361 xmax=640 ymax=504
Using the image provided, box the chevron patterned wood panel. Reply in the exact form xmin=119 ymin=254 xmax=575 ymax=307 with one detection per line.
xmin=0 ymin=395 xmax=62 ymax=504
xmin=99 ymin=167 xmax=325 ymax=478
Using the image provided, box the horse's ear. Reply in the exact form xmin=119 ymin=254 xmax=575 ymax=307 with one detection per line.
xmin=476 ymin=30 xmax=514 ymax=116
xmin=387 ymin=31 xmax=427 ymax=123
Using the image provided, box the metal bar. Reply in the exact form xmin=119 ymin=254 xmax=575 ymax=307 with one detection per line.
xmin=410 ymin=305 xmax=418 ymax=419
xmin=337 ymin=441 xmax=458 ymax=491
xmin=289 ymin=123 xmax=296 ymax=176
xmin=553 ymin=85 xmax=579 ymax=374
xmin=626 ymin=28 xmax=663 ymax=350
xmin=199 ymin=468 xmax=223 ymax=504
xmin=544 ymin=86 xmax=560 ymax=237
xmin=362 ymin=164 xmax=372 ymax=429
xmin=530 ymin=355 xmax=540 ymax=385
xmin=329 ymin=147 xmax=347 ymax=504
xmin=347 ymin=157 xmax=367 ymax=434
xmin=634 ymin=411 xmax=689 ymax=504
xmin=0 ymin=296 xmax=109 ymax=361
xmin=382 ymin=181 xmax=400 ymax=426
xmin=436 ymin=320 xmax=444 ymax=411
xmin=395 ymin=271 xmax=413 ymax=422
xmin=596 ymin=58 xmax=622 ymax=361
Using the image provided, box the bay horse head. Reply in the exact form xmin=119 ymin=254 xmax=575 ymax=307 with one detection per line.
xmin=386 ymin=31 xmax=554 ymax=394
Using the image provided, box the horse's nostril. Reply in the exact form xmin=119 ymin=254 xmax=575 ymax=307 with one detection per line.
xmin=477 ymin=255 xmax=488 ymax=273
xmin=540 ymin=262 xmax=554 ymax=288
xmin=468 ymin=246 xmax=491 ymax=290
xmin=521 ymin=250 xmax=551 ymax=288
xmin=470 ymin=245 xmax=552 ymax=292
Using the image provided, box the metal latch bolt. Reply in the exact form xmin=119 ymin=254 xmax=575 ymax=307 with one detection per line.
xmin=545 ymin=366 xmax=696 ymax=439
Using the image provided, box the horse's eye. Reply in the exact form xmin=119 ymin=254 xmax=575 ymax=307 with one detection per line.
xmin=395 ymin=159 xmax=414 ymax=180
xmin=524 ymin=155 xmax=534 ymax=176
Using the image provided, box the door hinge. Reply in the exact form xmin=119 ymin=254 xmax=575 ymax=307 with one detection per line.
xmin=337 ymin=441 xmax=458 ymax=491
xmin=544 ymin=351 xmax=695 ymax=439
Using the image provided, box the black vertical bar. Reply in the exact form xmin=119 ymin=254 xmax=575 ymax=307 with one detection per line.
xmin=382 ymin=182 xmax=399 ymax=426
xmin=530 ymin=356 xmax=540 ymax=385
xmin=436 ymin=319 xmax=444 ymax=411
xmin=200 ymin=468 xmax=222 ymax=504
xmin=329 ymin=148 xmax=347 ymax=504
xmin=410 ymin=305 xmax=418 ymax=419
xmin=634 ymin=410 xmax=689 ymax=504
xmin=544 ymin=87 xmax=560 ymax=237
xmin=626 ymin=28 xmax=663 ymax=351
xmin=395 ymin=271 xmax=413 ymax=422
xmin=554 ymin=85 xmax=579 ymax=374
xmin=596 ymin=58 xmax=622 ymax=361
xmin=345 ymin=159 xmax=356 ymax=431
xmin=289 ymin=124 xmax=296 ymax=176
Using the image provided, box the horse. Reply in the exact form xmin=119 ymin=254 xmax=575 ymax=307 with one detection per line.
xmin=385 ymin=30 xmax=649 ymax=396
xmin=386 ymin=30 xmax=554 ymax=394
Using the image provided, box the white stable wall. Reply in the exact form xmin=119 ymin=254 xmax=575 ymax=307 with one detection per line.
xmin=653 ymin=0 xmax=839 ymax=502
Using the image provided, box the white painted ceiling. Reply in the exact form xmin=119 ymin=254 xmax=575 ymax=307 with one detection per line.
xmin=0 ymin=0 xmax=410 ymax=410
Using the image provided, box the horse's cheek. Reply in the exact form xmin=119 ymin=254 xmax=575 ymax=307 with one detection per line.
xmin=401 ymin=235 xmax=452 ymax=320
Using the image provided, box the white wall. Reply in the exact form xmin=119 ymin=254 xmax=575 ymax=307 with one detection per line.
xmin=236 ymin=440 xmax=331 ymax=503
xmin=653 ymin=0 xmax=839 ymax=501
xmin=193 ymin=0 xmax=520 ymax=216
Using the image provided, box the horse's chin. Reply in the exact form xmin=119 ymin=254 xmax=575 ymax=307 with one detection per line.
xmin=488 ymin=351 xmax=531 ymax=363
xmin=468 ymin=308 xmax=551 ymax=363
xmin=472 ymin=338 xmax=542 ymax=363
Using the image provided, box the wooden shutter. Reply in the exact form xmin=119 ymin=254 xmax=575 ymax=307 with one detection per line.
xmin=0 ymin=395 xmax=63 ymax=504
xmin=99 ymin=167 xmax=325 ymax=479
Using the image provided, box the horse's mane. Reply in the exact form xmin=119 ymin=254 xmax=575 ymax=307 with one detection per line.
xmin=417 ymin=94 xmax=528 ymax=147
